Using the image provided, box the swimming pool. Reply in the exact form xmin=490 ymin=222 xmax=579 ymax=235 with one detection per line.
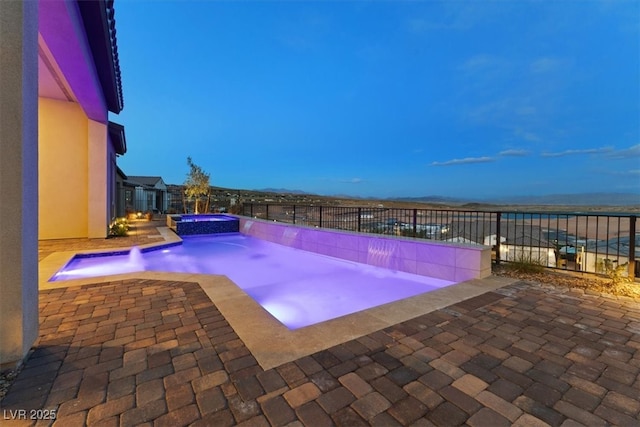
xmin=51 ymin=233 xmax=456 ymax=329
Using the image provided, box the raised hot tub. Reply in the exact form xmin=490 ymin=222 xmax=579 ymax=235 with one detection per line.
xmin=168 ymin=214 xmax=240 ymax=235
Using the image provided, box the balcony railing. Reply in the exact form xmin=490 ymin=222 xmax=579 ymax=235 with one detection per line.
xmin=242 ymin=203 xmax=638 ymax=279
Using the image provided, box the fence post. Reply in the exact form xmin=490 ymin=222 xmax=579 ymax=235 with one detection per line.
xmin=293 ymin=205 xmax=296 ymax=224
xmin=413 ymin=209 xmax=417 ymax=236
xmin=319 ymin=206 xmax=323 ymax=228
xmin=357 ymin=207 xmax=362 ymax=232
xmin=495 ymin=212 xmax=501 ymax=265
xmin=629 ymin=215 xmax=636 ymax=279
xmin=266 ymin=204 xmax=269 ymax=221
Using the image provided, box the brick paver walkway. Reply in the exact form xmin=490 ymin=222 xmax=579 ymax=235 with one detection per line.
xmin=1 ymin=275 xmax=639 ymax=426
xmin=38 ymin=219 xmax=166 ymax=261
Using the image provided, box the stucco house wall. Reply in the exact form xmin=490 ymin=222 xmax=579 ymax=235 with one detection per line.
xmin=0 ymin=0 xmax=126 ymax=368
xmin=38 ymin=0 xmax=125 ymax=240
xmin=38 ymin=99 xmax=90 ymax=238
xmin=0 ymin=0 xmax=39 ymax=370
xmin=126 ymin=176 xmax=169 ymax=213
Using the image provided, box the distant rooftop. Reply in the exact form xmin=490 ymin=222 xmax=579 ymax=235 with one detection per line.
xmin=126 ymin=176 xmax=166 ymax=188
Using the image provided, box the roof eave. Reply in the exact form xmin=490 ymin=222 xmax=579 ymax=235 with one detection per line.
xmin=77 ymin=0 xmax=124 ymax=114
xmin=108 ymin=121 xmax=126 ymax=155
xmin=116 ymin=166 xmax=128 ymax=179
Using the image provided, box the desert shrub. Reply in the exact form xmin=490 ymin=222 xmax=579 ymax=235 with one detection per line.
xmin=598 ymin=259 xmax=632 ymax=286
xmin=400 ymin=229 xmax=419 ymax=238
xmin=229 ymin=203 xmax=244 ymax=215
xmin=109 ymin=217 xmax=129 ymax=237
xmin=505 ymin=251 xmax=545 ymax=274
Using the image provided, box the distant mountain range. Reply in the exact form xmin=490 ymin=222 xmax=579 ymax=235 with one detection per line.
xmin=398 ymin=192 xmax=640 ymax=206
xmin=255 ymin=188 xmax=639 ymax=206
xmin=486 ymin=192 xmax=640 ymax=206
xmin=257 ymin=187 xmax=311 ymax=195
xmin=389 ymin=193 xmax=640 ymax=206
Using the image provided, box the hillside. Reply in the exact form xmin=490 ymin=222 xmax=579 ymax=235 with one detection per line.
xmin=169 ymin=184 xmax=640 ymax=213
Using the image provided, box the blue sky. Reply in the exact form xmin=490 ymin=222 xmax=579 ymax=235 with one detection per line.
xmin=114 ymin=0 xmax=639 ymax=199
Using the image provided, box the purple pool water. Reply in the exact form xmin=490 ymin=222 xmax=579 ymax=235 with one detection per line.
xmin=51 ymin=234 xmax=455 ymax=329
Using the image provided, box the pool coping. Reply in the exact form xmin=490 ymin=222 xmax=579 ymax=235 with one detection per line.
xmin=38 ymin=226 xmax=517 ymax=370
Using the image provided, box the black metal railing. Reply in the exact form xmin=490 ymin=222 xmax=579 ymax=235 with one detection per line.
xmin=242 ymin=203 xmax=638 ymax=279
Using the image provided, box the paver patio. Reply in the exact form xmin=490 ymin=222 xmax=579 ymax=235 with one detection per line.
xmin=1 ymin=220 xmax=639 ymax=426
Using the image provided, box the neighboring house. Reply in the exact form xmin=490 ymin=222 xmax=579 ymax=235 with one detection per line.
xmin=115 ymin=166 xmax=128 ymax=217
xmin=500 ymin=234 xmax=557 ymax=268
xmin=444 ymin=221 xmax=498 ymax=246
xmin=38 ymin=0 xmax=126 ymax=239
xmin=167 ymin=184 xmax=186 ymax=213
xmin=582 ymin=234 xmax=640 ymax=277
xmin=446 ymin=221 xmax=557 ymax=267
xmin=1 ymin=0 xmax=127 ymax=367
xmin=124 ymin=176 xmax=168 ymax=214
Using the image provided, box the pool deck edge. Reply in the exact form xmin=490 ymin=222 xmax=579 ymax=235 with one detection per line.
xmin=39 ymin=233 xmax=517 ymax=370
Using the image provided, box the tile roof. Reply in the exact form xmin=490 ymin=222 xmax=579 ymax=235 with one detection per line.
xmin=126 ymin=176 xmax=166 ymax=188
xmin=77 ymin=0 xmax=124 ymax=114
xmin=449 ymin=220 xmax=555 ymax=248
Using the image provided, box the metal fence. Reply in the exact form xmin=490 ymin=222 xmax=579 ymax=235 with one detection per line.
xmin=242 ymin=203 xmax=638 ymax=279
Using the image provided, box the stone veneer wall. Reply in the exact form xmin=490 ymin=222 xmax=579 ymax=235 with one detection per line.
xmin=239 ymin=217 xmax=491 ymax=282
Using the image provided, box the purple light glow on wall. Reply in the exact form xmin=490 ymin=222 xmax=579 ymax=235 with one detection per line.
xmin=39 ymin=0 xmax=107 ymax=121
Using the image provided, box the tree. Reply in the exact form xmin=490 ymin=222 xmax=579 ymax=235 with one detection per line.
xmin=184 ymin=157 xmax=210 ymax=214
